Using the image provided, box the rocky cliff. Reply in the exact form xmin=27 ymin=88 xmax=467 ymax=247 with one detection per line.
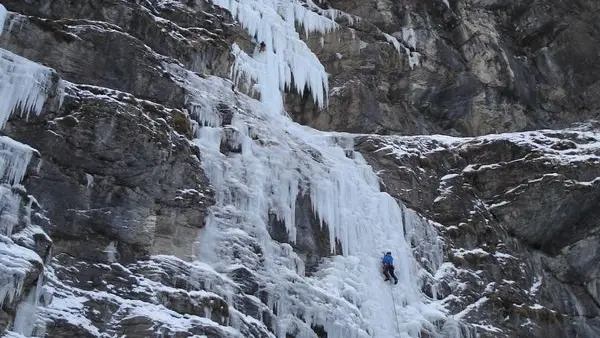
xmin=289 ymin=0 xmax=600 ymax=136
xmin=356 ymin=125 xmax=600 ymax=337
xmin=1 ymin=0 xmax=599 ymax=338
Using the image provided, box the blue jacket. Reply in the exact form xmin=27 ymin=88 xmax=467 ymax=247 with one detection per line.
xmin=382 ymin=254 xmax=393 ymax=265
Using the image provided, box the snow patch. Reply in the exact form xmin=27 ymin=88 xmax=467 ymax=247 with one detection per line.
xmin=494 ymin=252 xmax=516 ymax=261
xmin=454 ymin=297 xmax=488 ymax=320
xmin=472 ymin=323 xmax=503 ymax=333
xmin=451 ymin=248 xmax=490 ymax=259
xmin=441 ymin=173 xmax=459 ymax=180
xmin=529 ymin=276 xmax=542 ymax=296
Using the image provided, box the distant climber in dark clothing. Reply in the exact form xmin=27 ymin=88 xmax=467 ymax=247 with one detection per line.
xmin=259 ymin=41 xmax=266 ymax=52
xmin=382 ymin=251 xmax=398 ymax=284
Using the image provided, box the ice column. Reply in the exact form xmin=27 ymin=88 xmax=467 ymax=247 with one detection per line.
xmin=214 ymin=0 xmax=336 ymax=113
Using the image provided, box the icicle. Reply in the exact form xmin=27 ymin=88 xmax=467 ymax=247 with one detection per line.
xmin=12 ymin=273 xmax=44 ymax=336
xmin=179 ymin=71 xmax=459 ymax=337
xmin=0 ymin=238 xmax=43 ymax=308
xmin=0 ymin=44 xmax=58 ymax=338
xmin=104 ymin=241 xmax=118 ymax=263
xmin=0 ymin=4 xmax=7 ymax=36
xmin=0 ymin=137 xmax=35 ymax=236
xmin=214 ymin=0 xmax=332 ymax=113
xmin=383 ymin=32 xmax=421 ymax=69
xmin=0 ymin=185 xmax=21 ymax=236
xmin=0 ymin=136 xmax=35 ymax=186
xmin=401 ymin=27 xmax=417 ymax=50
xmin=0 ymin=48 xmax=65 ymax=128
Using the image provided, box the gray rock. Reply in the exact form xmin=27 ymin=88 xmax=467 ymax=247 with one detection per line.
xmin=357 ymin=126 xmax=600 ymax=337
xmin=286 ymin=0 xmax=600 ymax=136
xmin=4 ymin=85 xmax=215 ymax=261
xmin=268 ymin=193 xmax=341 ymax=275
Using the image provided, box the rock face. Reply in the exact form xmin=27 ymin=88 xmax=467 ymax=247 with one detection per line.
xmin=0 ymin=0 xmax=228 ymax=334
xmin=7 ymin=85 xmax=215 ymax=260
xmin=287 ymin=0 xmax=600 ymax=136
xmin=356 ymin=124 xmax=600 ymax=337
xmin=2 ymin=0 xmax=600 ymax=338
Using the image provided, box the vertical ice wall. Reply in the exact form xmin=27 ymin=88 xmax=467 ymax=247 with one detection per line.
xmin=188 ymin=72 xmax=459 ymax=337
xmin=186 ymin=0 xmax=466 ymax=337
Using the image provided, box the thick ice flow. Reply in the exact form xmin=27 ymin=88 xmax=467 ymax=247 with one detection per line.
xmin=184 ymin=1 xmax=464 ymax=336
xmin=0 ymin=237 xmax=43 ymax=307
xmin=214 ymin=0 xmax=336 ymax=113
xmin=171 ymin=66 xmax=459 ymax=336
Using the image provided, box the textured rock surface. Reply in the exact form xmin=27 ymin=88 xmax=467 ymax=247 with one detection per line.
xmin=2 ymin=0 xmax=600 ymax=337
xmin=0 ymin=0 xmax=228 ymax=333
xmin=356 ymin=124 xmax=600 ymax=337
xmin=5 ymin=84 xmax=215 ymax=260
xmin=287 ymin=0 xmax=600 ymax=136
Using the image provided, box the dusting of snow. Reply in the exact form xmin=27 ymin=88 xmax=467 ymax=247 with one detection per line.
xmin=454 ymin=297 xmax=488 ymax=320
xmin=484 ymin=282 xmax=496 ymax=293
xmin=520 ymin=318 xmax=533 ymax=327
xmin=529 ymin=276 xmax=542 ymax=296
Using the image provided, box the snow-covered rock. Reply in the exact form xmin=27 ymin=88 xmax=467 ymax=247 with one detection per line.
xmin=1 ymin=0 xmax=600 ymax=338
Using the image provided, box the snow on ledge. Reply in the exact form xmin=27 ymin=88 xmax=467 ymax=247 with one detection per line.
xmin=0 ymin=236 xmax=43 ymax=308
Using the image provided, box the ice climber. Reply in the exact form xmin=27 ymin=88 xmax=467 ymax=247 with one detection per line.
xmin=259 ymin=41 xmax=266 ymax=52
xmin=382 ymin=251 xmax=398 ymax=284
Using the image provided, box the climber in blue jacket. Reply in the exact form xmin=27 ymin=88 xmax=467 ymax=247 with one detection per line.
xmin=382 ymin=251 xmax=398 ymax=284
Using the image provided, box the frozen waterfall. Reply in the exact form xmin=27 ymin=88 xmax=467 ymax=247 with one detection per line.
xmin=185 ymin=0 xmax=472 ymax=337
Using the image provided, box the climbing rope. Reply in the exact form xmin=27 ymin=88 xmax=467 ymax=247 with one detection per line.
xmin=390 ymin=287 xmax=402 ymax=337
